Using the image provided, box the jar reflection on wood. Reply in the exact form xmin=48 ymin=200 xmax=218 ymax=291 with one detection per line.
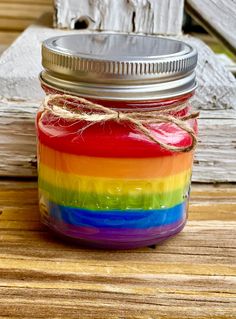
xmin=36 ymin=34 xmax=198 ymax=249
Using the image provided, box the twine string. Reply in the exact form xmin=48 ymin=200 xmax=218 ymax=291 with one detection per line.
xmin=41 ymin=94 xmax=199 ymax=152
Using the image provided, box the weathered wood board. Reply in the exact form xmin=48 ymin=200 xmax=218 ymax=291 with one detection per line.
xmin=179 ymin=35 xmax=236 ymax=110
xmin=0 ymin=14 xmax=78 ymax=100
xmin=0 ymin=14 xmax=236 ymax=181
xmin=54 ymin=0 xmax=184 ymax=35
xmin=1 ymin=98 xmax=235 ymax=183
xmin=0 ymin=181 xmax=235 ymax=318
xmin=186 ymin=0 xmax=236 ymax=54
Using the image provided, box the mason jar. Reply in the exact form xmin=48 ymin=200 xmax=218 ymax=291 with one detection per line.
xmin=36 ymin=34 xmax=198 ymax=249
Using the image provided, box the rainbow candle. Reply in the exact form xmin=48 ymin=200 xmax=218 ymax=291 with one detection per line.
xmin=37 ymin=109 xmax=195 ymax=249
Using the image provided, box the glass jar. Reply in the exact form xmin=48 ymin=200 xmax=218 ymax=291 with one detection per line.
xmin=36 ymin=34 xmax=198 ymax=249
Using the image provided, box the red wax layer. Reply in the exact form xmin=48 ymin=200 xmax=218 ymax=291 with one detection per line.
xmin=37 ymin=90 xmax=197 ymax=158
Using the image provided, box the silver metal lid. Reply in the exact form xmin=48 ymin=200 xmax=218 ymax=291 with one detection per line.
xmin=41 ymin=33 xmax=198 ymax=100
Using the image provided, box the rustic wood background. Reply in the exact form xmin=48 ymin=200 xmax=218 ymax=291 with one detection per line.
xmin=0 ymin=2 xmax=235 ymax=319
xmin=0 ymin=0 xmax=52 ymax=31
xmin=0 ymin=0 xmax=52 ymax=53
xmin=186 ymin=0 xmax=236 ymax=54
xmin=0 ymin=13 xmax=236 ymax=183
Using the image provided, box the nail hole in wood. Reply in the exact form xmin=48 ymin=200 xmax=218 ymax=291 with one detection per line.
xmin=74 ymin=16 xmax=90 ymax=29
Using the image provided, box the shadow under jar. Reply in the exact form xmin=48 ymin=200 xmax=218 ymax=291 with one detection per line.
xmin=36 ymin=34 xmax=198 ymax=249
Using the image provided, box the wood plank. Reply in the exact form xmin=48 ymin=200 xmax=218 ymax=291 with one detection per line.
xmin=192 ymin=109 xmax=236 ymax=182
xmin=1 ymin=0 xmax=52 ymax=3
xmin=0 ymin=181 xmax=235 ymax=319
xmin=0 ymin=13 xmax=72 ymax=99
xmin=0 ymin=18 xmax=31 ymax=31
xmin=0 ymin=2 xmax=52 ymax=31
xmin=0 ymin=3 xmax=52 ymax=19
xmin=55 ymin=0 xmax=184 ymax=34
xmin=181 ymin=36 xmax=236 ymax=110
xmin=0 ymin=99 xmax=37 ymax=177
xmin=186 ymin=0 xmax=236 ymax=54
xmin=0 ymin=31 xmax=20 ymax=45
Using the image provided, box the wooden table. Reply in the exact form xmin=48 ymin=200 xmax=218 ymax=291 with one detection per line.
xmin=0 ymin=180 xmax=235 ymax=318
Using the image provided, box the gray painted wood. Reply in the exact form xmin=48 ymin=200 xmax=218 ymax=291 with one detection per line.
xmin=0 ymin=98 xmax=37 ymax=177
xmin=181 ymin=36 xmax=236 ymax=110
xmin=186 ymin=0 xmax=236 ymax=53
xmin=55 ymin=0 xmax=184 ymax=35
xmin=0 ymin=14 xmax=76 ymax=101
xmin=193 ymin=109 xmax=236 ymax=183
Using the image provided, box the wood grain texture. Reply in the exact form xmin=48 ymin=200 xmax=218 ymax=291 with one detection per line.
xmin=2 ymin=0 xmax=51 ymax=3
xmin=186 ymin=0 xmax=236 ymax=54
xmin=181 ymin=36 xmax=236 ymax=110
xmin=55 ymin=0 xmax=184 ymax=34
xmin=193 ymin=109 xmax=236 ymax=182
xmin=0 ymin=31 xmax=19 ymax=45
xmin=0 ymin=99 xmax=37 ymax=177
xmin=0 ymin=14 xmax=76 ymax=100
xmin=0 ymin=1 xmax=52 ymax=32
xmin=0 ymin=3 xmax=52 ymax=19
xmin=0 ymin=181 xmax=235 ymax=318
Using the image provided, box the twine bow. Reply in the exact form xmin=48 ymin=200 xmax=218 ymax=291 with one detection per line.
xmin=41 ymin=94 xmax=199 ymax=152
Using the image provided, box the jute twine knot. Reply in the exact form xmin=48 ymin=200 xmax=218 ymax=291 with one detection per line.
xmin=41 ymin=94 xmax=199 ymax=153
